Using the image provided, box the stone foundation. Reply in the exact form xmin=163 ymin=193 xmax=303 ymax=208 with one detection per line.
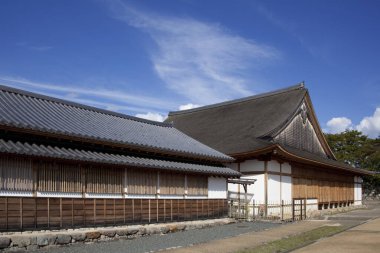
xmin=0 ymin=218 xmax=235 ymax=252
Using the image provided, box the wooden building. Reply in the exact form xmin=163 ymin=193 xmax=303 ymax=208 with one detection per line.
xmin=167 ymin=83 xmax=372 ymax=217
xmin=0 ymin=85 xmax=240 ymax=231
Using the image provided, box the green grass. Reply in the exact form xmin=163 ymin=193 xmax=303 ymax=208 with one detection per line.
xmin=237 ymin=225 xmax=346 ymax=253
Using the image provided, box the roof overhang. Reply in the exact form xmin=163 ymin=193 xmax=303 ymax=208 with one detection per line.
xmin=231 ymin=144 xmax=373 ymax=176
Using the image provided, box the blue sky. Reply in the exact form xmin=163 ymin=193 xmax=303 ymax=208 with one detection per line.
xmin=0 ymin=0 xmax=379 ymax=137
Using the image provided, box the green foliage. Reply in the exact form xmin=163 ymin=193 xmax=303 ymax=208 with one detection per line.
xmin=238 ymin=226 xmax=345 ymax=253
xmin=325 ymin=130 xmax=380 ymax=195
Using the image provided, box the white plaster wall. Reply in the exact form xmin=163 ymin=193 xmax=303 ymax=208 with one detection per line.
xmin=125 ymin=194 xmax=156 ymax=199
xmin=354 ymin=183 xmax=362 ymax=205
xmin=268 ymin=160 xmax=281 ymax=173
xmin=208 ymin=177 xmax=227 ymax=199
xmin=228 ymin=174 xmax=265 ymax=204
xmin=86 ymin=193 xmax=123 ymax=199
xmin=250 ymin=174 xmax=265 ymax=203
xmin=281 ymin=175 xmax=292 ymax=202
xmin=282 ymin=162 xmax=292 ymax=174
xmin=239 ymin=160 xmax=265 ymax=173
xmin=0 ymin=190 xmax=33 ymax=197
xmin=268 ymin=174 xmax=281 ymax=203
xmin=38 ymin=192 xmax=82 ymax=198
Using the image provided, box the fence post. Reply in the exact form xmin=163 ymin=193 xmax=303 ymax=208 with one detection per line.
xmin=281 ymin=200 xmax=284 ymax=221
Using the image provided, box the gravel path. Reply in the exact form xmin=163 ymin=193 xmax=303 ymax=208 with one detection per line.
xmin=33 ymin=221 xmax=281 ymax=253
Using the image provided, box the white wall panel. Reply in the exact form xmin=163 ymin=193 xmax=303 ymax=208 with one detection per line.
xmin=240 ymin=160 xmax=265 ymax=172
xmin=0 ymin=190 xmax=33 ymax=197
xmin=282 ymin=163 xmax=292 ymax=174
xmin=354 ymin=183 xmax=362 ymax=205
xmin=38 ymin=192 xmax=82 ymax=198
xmin=268 ymin=174 xmax=281 ymax=203
xmin=228 ymin=174 xmax=265 ymax=204
xmin=208 ymin=177 xmax=227 ymax=199
xmin=281 ymin=176 xmax=292 ymax=201
xmin=268 ymin=160 xmax=281 ymax=173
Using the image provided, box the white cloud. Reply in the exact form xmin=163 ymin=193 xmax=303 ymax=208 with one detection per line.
xmin=357 ymin=108 xmax=380 ymax=138
xmin=106 ymin=0 xmax=279 ymax=104
xmin=178 ymin=103 xmax=201 ymax=110
xmin=325 ymin=108 xmax=380 ymax=138
xmin=135 ymin=112 xmax=166 ymax=122
xmin=326 ymin=117 xmax=353 ymax=134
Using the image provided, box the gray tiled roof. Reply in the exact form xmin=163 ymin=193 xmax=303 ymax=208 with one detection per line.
xmin=0 ymin=85 xmax=233 ymax=162
xmin=166 ymin=84 xmax=306 ymax=154
xmin=0 ymin=139 xmax=240 ymax=177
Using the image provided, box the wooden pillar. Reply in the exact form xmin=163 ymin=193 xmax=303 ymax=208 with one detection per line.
xmin=32 ymin=160 xmax=38 ymax=197
xmin=264 ymin=161 xmax=268 ymax=217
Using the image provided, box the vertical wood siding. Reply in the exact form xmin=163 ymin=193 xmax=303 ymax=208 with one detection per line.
xmin=187 ymin=175 xmax=208 ymax=196
xmin=0 ymin=156 xmax=213 ymax=196
xmin=127 ymin=169 xmax=157 ymax=195
xmin=36 ymin=162 xmax=82 ymax=192
xmin=0 ymin=156 xmax=33 ymax=191
xmin=160 ymin=172 xmax=184 ymax=195
xmin=292 ymin=165 xmax=354 ymax=202
xmin=86 ymin=167 xmax=123 ymax=194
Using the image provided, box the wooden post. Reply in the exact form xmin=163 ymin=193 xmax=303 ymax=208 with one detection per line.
xmin=47 ymin=198 xmax=50 ymax=229
xmin=103 ymin=199 xmax=106 ymax=225
xmin=32 ymin=162 xmax=38 ymax=197
xmin=163 ymin=199 xmax=166 ymax=222
xmin=148 ymin=199 xmax=151 ymax=223
xmin=281 ymin=200 xmax=284 ymax=221
xmin=93 ymin=199 xmax=96 ymax=226
xmin=170 ymin=199 xmax=173 ymax=221
xmin=20 ymin=198 xmax=23 ymax=230
xmin=71 ymin=198 xmax=74 ymax=227
xmin=60 ymin=198 xmax=62 ymax=228
xmin=196 ymin=199 xmax=199 ymax=219
xmin=5 ymin=197 xmax=8 ymax=231
xmin=264 ymin=161 xmax=268 ymax=217
xmin=123 ymin=198 xmax=126 ymax=224
xmin=83 ymin=199 xmax=86 ymax=226
xmin=113 ymin=199 xmax=116 ymax=226
xmin=132 ymin=199 xmax=135 ymax=222
xmin=34 ymin=198 xmax=37 ymax=229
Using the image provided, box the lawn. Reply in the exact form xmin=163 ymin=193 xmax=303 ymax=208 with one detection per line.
xmin=237 ymin=225 xmax=345 ymax=253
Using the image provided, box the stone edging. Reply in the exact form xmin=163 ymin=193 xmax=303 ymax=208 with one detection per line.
xmin=0 ymin=218 xmax=236 ymax=252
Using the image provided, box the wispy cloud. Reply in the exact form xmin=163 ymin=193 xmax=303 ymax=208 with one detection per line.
xmin=106 ymin=0 xmax=279 ymax=104
xmin=16 ymin=42 xmax=53 ymax=52
xmin=0 ymin=76 xmax=175 ymax=115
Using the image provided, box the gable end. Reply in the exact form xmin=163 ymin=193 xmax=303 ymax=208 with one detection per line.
xmin=273 ymin=102 xmax=327 ymax=157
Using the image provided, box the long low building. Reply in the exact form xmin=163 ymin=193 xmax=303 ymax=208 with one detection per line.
xmin=0 ymin=85 xmax=240 ymax=231
xmin=167 ymin=83 xmax=372 ymax=219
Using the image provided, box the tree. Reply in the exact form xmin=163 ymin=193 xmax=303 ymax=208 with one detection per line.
xmin=325 ymin=130 xmax=380 ymax=196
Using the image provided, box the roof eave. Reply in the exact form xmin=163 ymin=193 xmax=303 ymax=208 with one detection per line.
xmin=0 ymin=124 xmax=234 ymax=164
xmin=231 ymin=144 xmax=372 ymax=176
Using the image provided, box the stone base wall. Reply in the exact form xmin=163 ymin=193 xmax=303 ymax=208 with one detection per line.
xmin=0 ymin=218 xmax=235 ymax=251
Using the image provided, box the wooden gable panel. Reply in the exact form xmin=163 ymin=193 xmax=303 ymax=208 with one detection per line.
xmin=274 ymin=104 xmax=327 ymax=157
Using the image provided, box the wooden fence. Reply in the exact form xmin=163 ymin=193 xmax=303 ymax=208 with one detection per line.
xmin=0 ymin=197 xmax=227 ymax=232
